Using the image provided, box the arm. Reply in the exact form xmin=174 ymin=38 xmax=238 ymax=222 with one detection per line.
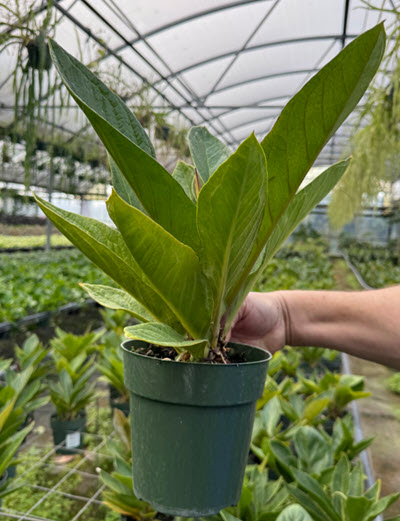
xmin=230 ymin=287 xmax=400 ymax=369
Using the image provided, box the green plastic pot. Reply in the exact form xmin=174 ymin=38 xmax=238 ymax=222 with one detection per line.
xmin=122 ymin=340 xmax=271 ymax=517
xmin=50 ymin=411 xmax=86 ymax=455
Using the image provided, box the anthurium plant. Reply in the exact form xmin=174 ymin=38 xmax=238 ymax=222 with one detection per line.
xmin=35 ymin=24 xmax=385 ymax=362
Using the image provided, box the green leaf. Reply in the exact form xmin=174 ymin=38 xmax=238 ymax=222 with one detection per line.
xmin=196 ymin=134 xmax=266 ymax=340
xmin=108 ymin=154 xmax=146 ymax=213
xmin=276 ymin=504 xmax=313 ymax=521
xmin=261 ymin=395 xmax=282 ymax=437
xmin=364 ymin=480 xmax=380 ymax=502
xmin=302 ymin=397 xmax=330 ymax=422
xmin=262 ymin=23 xmax=384 ymax=219
xmin=291 ymin=468 xmax=342 ymax=521
xmin=226 ymin=159 xmax=350 ymax=321
xmin=226 ymin=25 xmax=385 ymax=313
xmin=220 ymin=511 xmax=242 ymax=521
xmin=100 ymin=470 xmax=133 ymax=496
xmin=124 ymin=322 xmax=208 ymax=356
xmin=80 ymin=284 xmax=154 ymax=322
xmin=33 ymin=194 xmax=182 ymax=332
xmin=349 ymin=460 xmax=364 ymax=496
xmin=113 ymin=409 xmax=131 ymax=454
xmin=294 ymin=426 xmax=332 ymax=474
xmin=261 ymin=160 xmax=349 ymax=266
xmin=286 ymin=484 xmax=328 ymax=521
xmin=365 ymin=492 xmax=400 ymax=521
xmin=332 ymin=455 xmax=350 ymax=495
xmin=188 ymin=126 xmax=231 ymax=183
xmin=48 ymin=39 xmax=154 ymax=157
xmin=270 ymin=440 xmax=297 ymax=475
xmin=0 ymin=422 xmax=34 ymax=476
xmin=107 ymin=189 xmax=211 ymax=339
xmin=49 ymin=39 xmax=198 ymax=249
xmin=344 ymin=496 xmax=374 ymax=521
xmin=172 ymin=161 xmax=197 ymax=202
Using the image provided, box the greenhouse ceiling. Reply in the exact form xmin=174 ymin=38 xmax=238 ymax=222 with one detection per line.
xmin=0 ymin=0 xmax=397 ymax=189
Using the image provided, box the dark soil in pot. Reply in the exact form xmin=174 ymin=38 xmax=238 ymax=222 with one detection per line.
xmin=50 ymin=410 xmax=86 ymax=455
xmin=122 ymin=339 xmax=271 ymax=517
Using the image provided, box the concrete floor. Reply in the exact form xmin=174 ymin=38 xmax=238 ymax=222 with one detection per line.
xmin=348 ymin=356 xmax=400 ymax=518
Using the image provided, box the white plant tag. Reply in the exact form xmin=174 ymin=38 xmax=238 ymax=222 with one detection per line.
xmin=65 ymin=431 xmax=81 ymax=449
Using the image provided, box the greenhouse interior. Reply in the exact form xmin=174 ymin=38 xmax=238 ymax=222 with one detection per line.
xmin=1 ymin=0 xmax=400 ymax=520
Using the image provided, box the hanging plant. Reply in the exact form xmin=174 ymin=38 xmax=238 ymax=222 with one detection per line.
xmin=329 ymin=1 xmax=400 ymax=229
xmin=26 ymin=33 xmax=52 ymax=71
xmin=1 ymin=0 xmax=60 ymax=187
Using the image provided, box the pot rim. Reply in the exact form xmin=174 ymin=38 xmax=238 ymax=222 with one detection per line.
xmin=50 ymin=410 xmax=86 ymax=423
xmin=121 ymin=339 xmax=272 ymax=367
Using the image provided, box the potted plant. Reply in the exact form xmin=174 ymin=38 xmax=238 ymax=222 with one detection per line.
xmin=97 ymin=332 xmax=129 ymax=416
xmin=34 ymin=24 xmax=385 ymax=515
xmin=5 ymin=334 xmax=50 ymax=478
xmin=50 ymin=327 xmax=104 ymax=361
xmin=101 ymin=410 xmax=158 ymax=521
xmin=48 ymin=356 xmax=95 ymax=454
xmin=0 ymin=365 xmax=35 ymax=502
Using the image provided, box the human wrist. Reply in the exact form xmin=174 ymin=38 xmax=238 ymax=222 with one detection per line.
xmin=273 ymin=290 xmax=322 ymax=348
xmin=270 ymin=291 xmax=294 ymax=347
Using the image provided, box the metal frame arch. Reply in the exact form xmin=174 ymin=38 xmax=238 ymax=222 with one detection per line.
xmin=206 ymin=68 xmax=320 ymax=98
xmin=105 ymin=0 xmax=274 ymax=60
xmin=151 ymin=35 xmax=354 ymax=88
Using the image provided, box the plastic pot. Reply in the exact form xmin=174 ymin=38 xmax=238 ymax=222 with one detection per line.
xmin=26 ymin=39 xmax=52 ymax=70
xmin=122 ymin=340 xmax=271 ymax=517
xmin=50 ymin=411 xmax=86 ymax=455
xmin=111 ymin=399 xmax=130 ymax=417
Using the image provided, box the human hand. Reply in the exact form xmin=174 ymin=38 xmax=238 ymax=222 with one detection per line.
xmin=228 ymin=291 xmax=288 ymax=353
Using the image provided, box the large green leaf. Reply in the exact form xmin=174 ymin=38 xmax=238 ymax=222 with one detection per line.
xmin=276 ymin=504 xmax=313 ymax=521
xmin=172 ymin=161 xmax=197 ymax=202
xmin=34 ymin=195 xmax=182 ymax=332
xmin=49 ymin=39 xmax=198 ymax=249
xmin=262 ymin=160 xmax=349 ymax=264
xmin=125 ymin=323 xmax=208 ymax=356
xmin=48 ymin=39 xmax=154 ymax=158
xmin=81 ymin=284 xmax=154 ymax=322
xmin=107 ymin=190 xmax=211 ymax=339
xmin=196 ymin=134 xmax=266 ymax=339
xmin=188 ymin=126 xmax=231 ymax=183
xmin=226 ymin=24 xmax=385 ymax=312
xmin=225 ymin=159 xmax=350 ymax=322
xmin=108 ymin=154 xmax=146 ymax=213
xmin=261 ymin=24 xmax=384 ymax=219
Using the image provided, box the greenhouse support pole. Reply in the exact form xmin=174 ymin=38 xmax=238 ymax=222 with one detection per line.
xmin=45 ymin=157 xmax=54 ymax=252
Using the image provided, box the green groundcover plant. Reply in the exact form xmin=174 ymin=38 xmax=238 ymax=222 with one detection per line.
xmin=35 ymin=25 xmax=385 ymax=361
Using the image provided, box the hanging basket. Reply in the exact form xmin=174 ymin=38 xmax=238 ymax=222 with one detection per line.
xmin=26 ymin=38 xmax=52 ymax=70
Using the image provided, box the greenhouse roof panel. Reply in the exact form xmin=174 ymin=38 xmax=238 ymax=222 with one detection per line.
xmin=0 ymin=0 xmax=394 ymax=193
